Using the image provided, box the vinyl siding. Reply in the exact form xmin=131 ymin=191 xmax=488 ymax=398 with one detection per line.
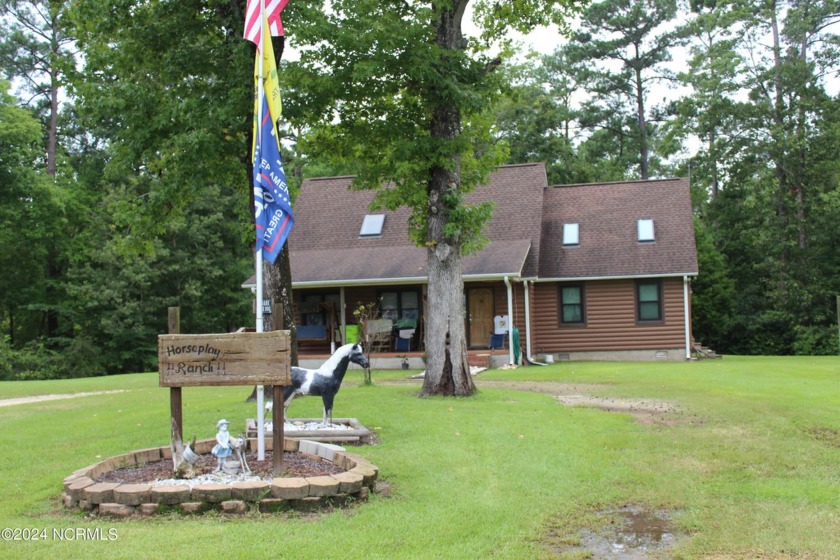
xmin=531 ymin=278 xmax=687 ymax=352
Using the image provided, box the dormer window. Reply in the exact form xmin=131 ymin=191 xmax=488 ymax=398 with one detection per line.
xmin=562 ymin=223 xmax=579 ymax=246
xmin=360 ymin=214 xmax=385 ymax=237
xmin=637 ymin=219 xmax=655 ymax=242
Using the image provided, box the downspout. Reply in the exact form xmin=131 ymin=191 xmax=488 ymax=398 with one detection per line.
xmin=503 ymin=275 xmax=514 ymax=365
xmin=683 ymin=275 xmax=691 ymax=360
xmin=522 ymin=280 xmax=547 ymax=365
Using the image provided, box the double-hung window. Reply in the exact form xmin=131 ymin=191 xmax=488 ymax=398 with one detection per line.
xmin=559 ymin=284 xmax=585 ymax=325
xmin=636 ymin=280 xmax=663 ymax=322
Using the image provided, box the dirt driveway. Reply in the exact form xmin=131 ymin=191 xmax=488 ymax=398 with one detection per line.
xmin=0 ymin=390 xmax=126 ymax=408
xmin=474 ymin=379 xmax=688 ymax=426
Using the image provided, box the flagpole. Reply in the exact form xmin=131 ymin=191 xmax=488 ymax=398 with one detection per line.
xmin=255 ymin=0 xmax=267 ymax=462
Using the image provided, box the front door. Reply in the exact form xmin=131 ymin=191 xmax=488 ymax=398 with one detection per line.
xmin=467 ymin=288 xmax=494 ymax=348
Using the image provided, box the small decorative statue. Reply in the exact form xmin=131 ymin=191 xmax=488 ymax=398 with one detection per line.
xmin=211 ymin=419 xmax=233 ymax=472
xmin=230 ymin=435 xmax=250 ymax=474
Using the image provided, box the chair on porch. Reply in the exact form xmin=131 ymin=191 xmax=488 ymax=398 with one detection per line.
xmin=489 ymin=333 xmax=506 ymax=349
xmin=394 ymin=318 xmax=417 ymax=351
xmin=364 ymin=318 xmax=393 ymax=354
xmin=489 ymin=315 xmax=509 ymax=349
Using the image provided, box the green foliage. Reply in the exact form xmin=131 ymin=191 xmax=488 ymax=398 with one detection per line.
xmin=67 ymin=0 xmax=254 ymax=250
xmin=690 ymin=219 xmax=736 ymax=352
xmin=62 ymin=183 xmax=254 ymax=373
xmin=494 ymin=57 xmax=592 ymax=185
xmin=0 ymin=335 xmax=104 ymax=380
xmin=565 ymin=0 xmax=679 ymax=179
xmin=792 ymin=325 xmax=838 ymax=356
xmin=287 ymin=0 xmax=578 ymax=248
xmin=0 ymin=81 xmax=61 ymax=344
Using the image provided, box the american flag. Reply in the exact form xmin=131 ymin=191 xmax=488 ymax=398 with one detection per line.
xmin=244 ymin=0 xmax=289 ymax=46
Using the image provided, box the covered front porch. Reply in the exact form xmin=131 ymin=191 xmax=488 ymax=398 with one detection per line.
xmin=241 ymin=275 xmax=533 ymax=367
xmin=297 ymin=347 xmax=513 ymax=371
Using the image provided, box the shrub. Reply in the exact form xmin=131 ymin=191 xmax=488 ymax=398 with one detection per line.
xmin=793 ymin=325 xmax=838 ymax=356
xmin=0 ymin=336 xmax=104 ymax=380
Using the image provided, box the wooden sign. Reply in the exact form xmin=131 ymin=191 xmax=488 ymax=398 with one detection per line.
xmin=158 ymin=331 xmax=290 ymax=387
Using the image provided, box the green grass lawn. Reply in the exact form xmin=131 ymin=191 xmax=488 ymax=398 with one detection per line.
xmin=1 ymin=356 xmax=838 ymax=559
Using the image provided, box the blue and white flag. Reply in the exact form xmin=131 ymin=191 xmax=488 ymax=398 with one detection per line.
xmin=252 ymin=13 xmax=292 ymax=265
xmin=253 ymin=94 xmax=293 ymax=265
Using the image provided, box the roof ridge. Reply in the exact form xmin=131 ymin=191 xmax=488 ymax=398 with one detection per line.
xmin=549 ymin=177 xmax=687 ymax=189
xmin=496 ymin=162 xmax=544 ymax=169
xmin=301 ymin=162 xmax=546 ymax=184
xmin=303 ymin=174 xmax=357 ymax=183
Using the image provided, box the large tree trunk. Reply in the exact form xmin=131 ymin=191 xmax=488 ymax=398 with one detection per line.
xmin=421 ymin=172 xmax=474 ymax=397
xmin=420 ymin=0 xmax=475 ymax=397
xmin=266 ymin=244 xmax=298 ymax=363
xmin=634 ymin=66 xmax=649 ymax=180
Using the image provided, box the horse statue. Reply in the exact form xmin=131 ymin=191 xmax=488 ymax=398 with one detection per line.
xmin=279 ymin=342 xmax=369 ymax=426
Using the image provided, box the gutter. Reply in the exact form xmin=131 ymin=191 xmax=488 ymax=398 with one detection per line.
xmin=683 ymin=275 xmax=691 ymax=360
xmin=523 ymin=279 xmax=547 ymax=366
xmin=534 ymin=272 xmax=698 ymax=283
xmin=284 ymin=272 xmax=524 ymax=290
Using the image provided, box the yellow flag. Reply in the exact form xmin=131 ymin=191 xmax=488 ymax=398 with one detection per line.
xmin=252 ymin=14 xmax=282 ymax=155
xmin=251 ymin=13 xmax=293 ymax=264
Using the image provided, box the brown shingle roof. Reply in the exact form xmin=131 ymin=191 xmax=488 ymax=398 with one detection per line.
xmin=290 ymin=239 xmax=531 ymax=286
xmin=268 ymin=166 xmax=697 ymax=287
xmin=286 ymin=163 xmax=546 ymax=286
xmin=538 ymin=177 xmax=698 ymax=279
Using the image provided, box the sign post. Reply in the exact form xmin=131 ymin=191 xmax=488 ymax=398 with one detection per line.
xmin=167 ymin=307 xmax=183 ymax=443
xmin=159 ymin=331 xmax=290 ymax=473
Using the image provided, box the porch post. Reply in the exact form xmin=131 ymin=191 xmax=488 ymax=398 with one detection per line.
xmin=339 ymin=286 xmax=347 ymax=345
xmin=504 ymin=276 xmax=514 ymax=365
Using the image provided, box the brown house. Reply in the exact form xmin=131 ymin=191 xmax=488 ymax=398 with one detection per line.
xmin=247 ymin=163 xmax=699 ymax=365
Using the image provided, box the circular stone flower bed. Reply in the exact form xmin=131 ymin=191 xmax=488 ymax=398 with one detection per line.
xmin=62 ymin=438 xmax=379 ymax=517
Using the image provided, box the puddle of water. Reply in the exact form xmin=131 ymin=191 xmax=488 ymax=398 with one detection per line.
xmin=545 ymin=505 xmax=679 ymax=559
xmin=583 ymin=506 xmax=676 ymax=559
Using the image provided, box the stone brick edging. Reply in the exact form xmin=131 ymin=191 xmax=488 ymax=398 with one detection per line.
xmin=62 ymin=439 xmax=379 ymax=518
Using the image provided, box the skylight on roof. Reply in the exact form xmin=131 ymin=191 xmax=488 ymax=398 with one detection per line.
xmin=562 ymin=223 xmax=579 ymax=246
xmin=360 ymin=214 xmax=385 ymax=237
xmin=637 ymin=219 xmax=655 ymax=242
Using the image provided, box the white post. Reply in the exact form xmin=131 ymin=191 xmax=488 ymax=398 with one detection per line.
xmin=340 ymin=287 xmax=347 ymax=345
xmin=504 ymin=275 xmax=514 ymax=365
xmin=256 ymin=252 xmax=266 ymax=460
xmin=255 ymin=0 xmax=267 ymax=462
xmin=523 ymin=280 xmax=532 ymax=361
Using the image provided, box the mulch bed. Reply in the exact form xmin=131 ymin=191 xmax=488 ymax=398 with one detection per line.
xmin=96 ymin=451 xmax=345 ymax=484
